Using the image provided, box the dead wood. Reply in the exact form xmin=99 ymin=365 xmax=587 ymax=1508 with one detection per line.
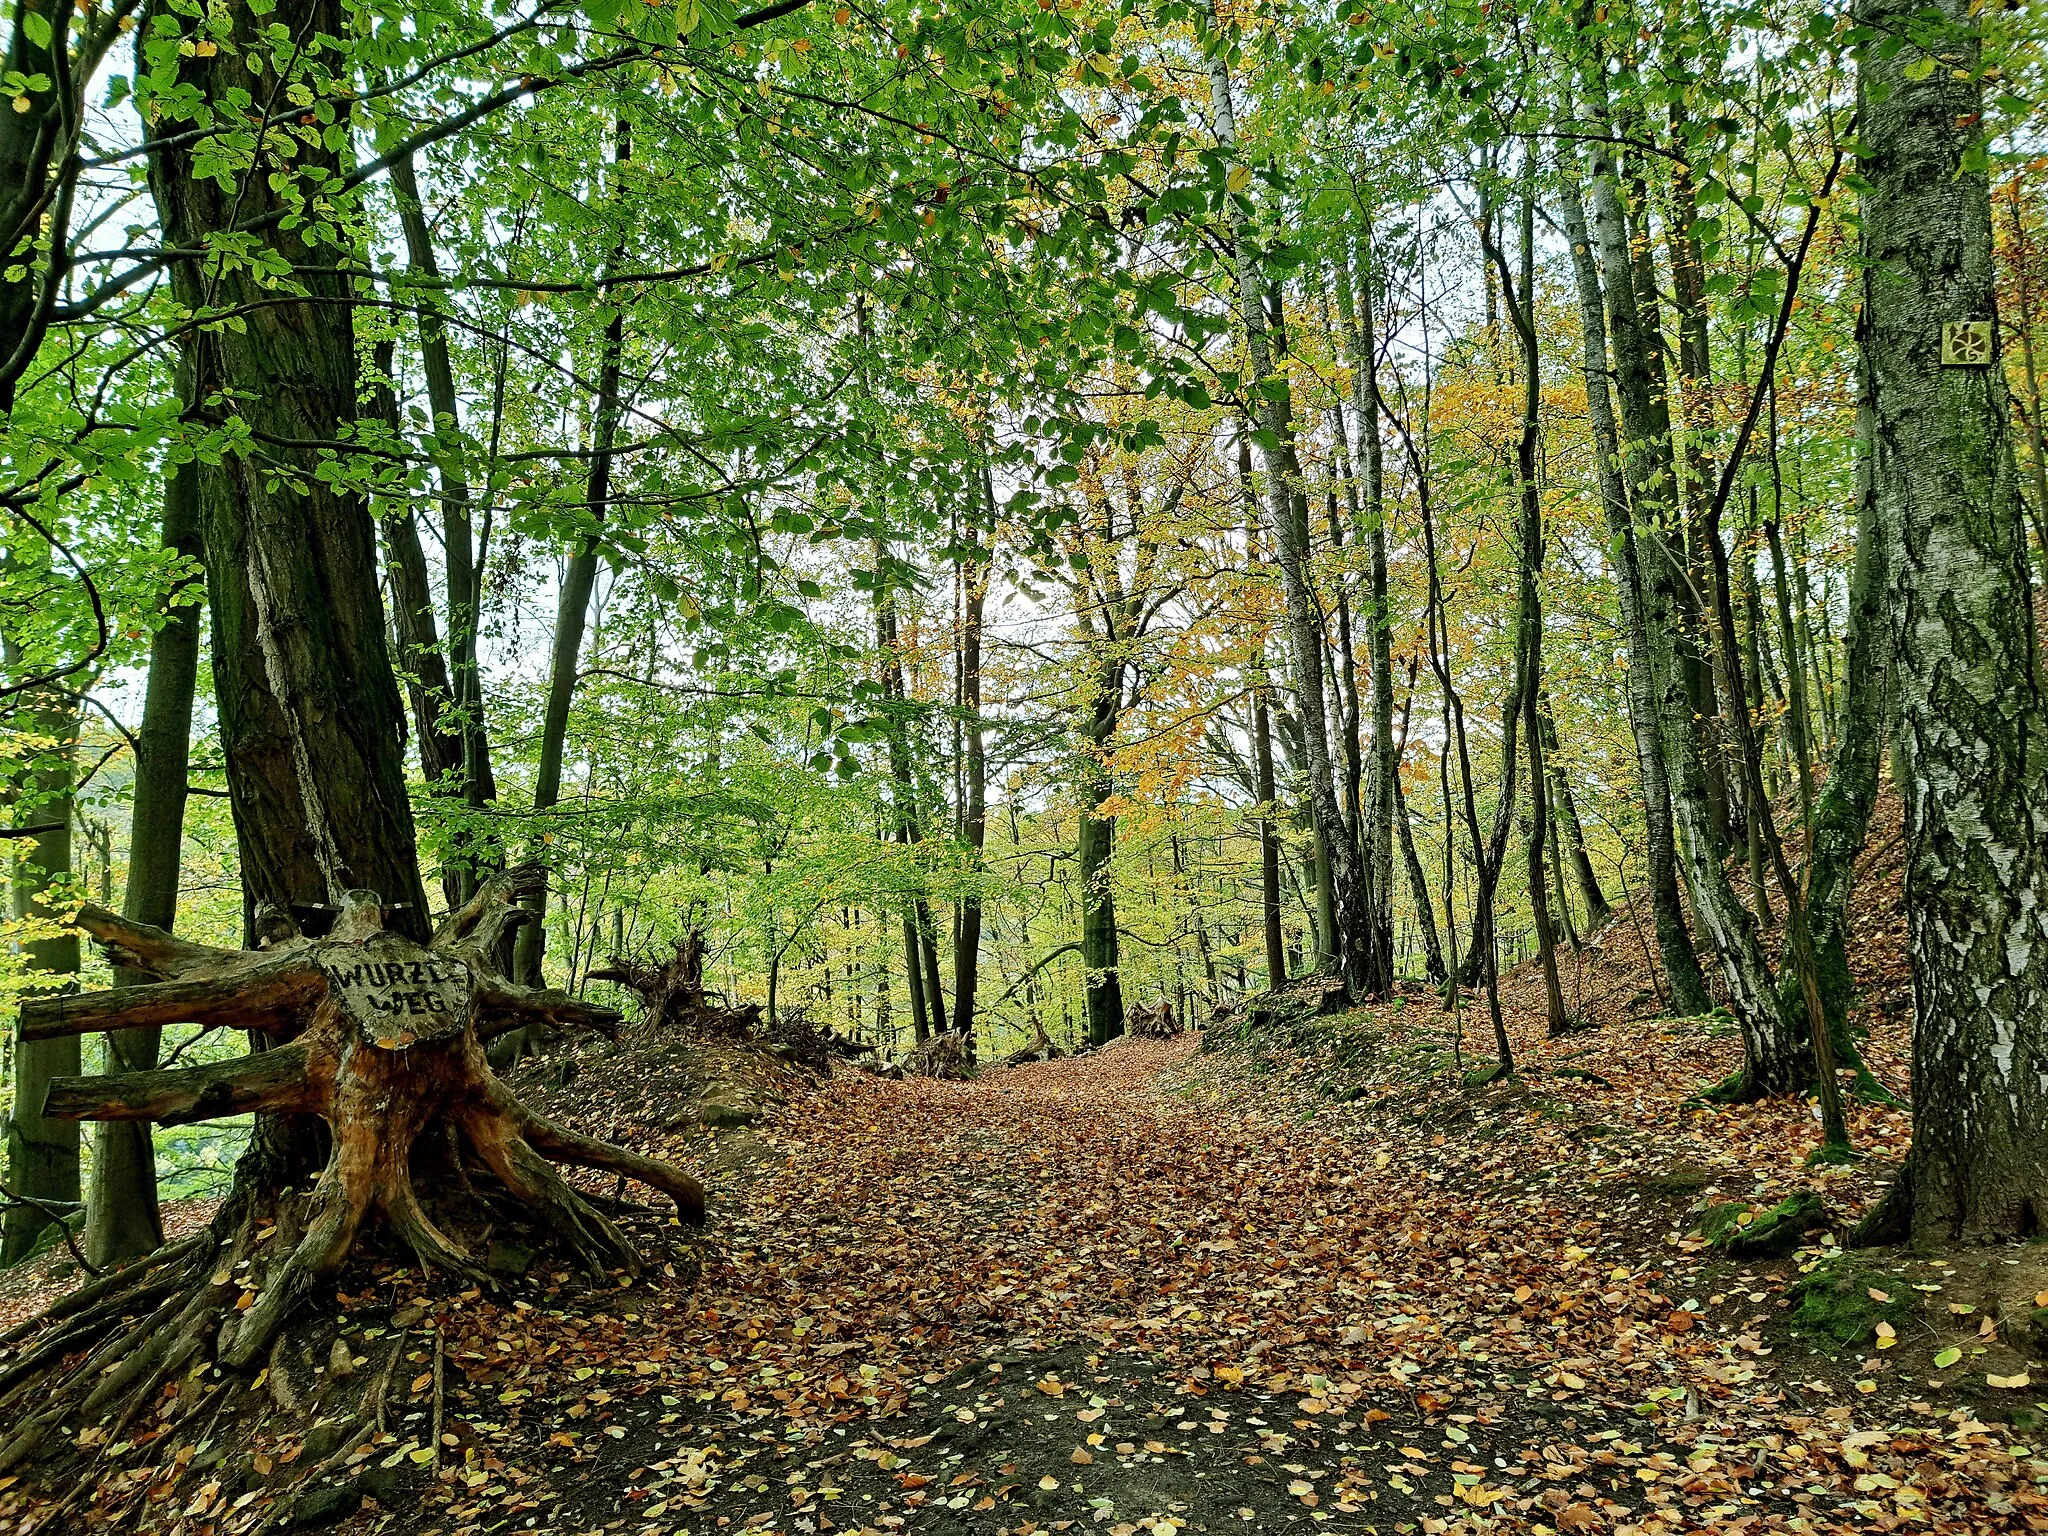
xmin=1126 ymin=998 xmax=1181 ymax=1038
xmin=999 ymin=1017 xmax=1064 ymax=1066
xmin=903 ymin=1030 xmax=975 ymax=1080
xmin=0 ymin=873 xmax=705 ymax=1474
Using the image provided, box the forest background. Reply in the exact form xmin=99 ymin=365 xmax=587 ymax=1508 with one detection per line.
xmin=1 ymin=0 xmax=2044 ymax=1265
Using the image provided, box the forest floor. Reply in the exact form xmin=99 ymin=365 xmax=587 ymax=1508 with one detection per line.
xmin=12 ymin=788 xmax=2048 ymax=1536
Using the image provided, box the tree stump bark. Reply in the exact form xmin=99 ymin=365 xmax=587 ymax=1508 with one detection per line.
xmin=0 ymin=872 xmax=703 ymax=1469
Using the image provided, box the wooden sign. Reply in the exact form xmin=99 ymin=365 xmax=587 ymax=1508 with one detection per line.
xmin=318 ymin=937 xmax=471 ymax=1049
xmin=1942 ymin=320 xmax=1992 ymax=367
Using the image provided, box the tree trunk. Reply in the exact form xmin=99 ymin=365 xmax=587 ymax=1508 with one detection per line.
xmin=1253 ymin=683 xmax=1287 ymax=991
xmin=3 ymin=691 xmax=79 ymax=1264
xmin=390 ymin=147 xmax=500 ymax=900
xmin=85 ymin=453 xmax=203 ymax=1267
xmin=1334 ymin=243 xmax=1398 ymax=997
xmin=1557 ymin=135 xmax=1713 ymax=1019
xmin=1078 ymin=781 xmax=1124 ymax=1047
xmin=146 ymin=0 xmax=430 ymax=946
xmin=1855 ymin=0 xmax=2048 ymax=1242
xmin=1778 ymin=446 xmax=1891 ymax=1079
xmin=949 ymin=470 xmax=991 ymax=1042
xmin=1497 ymin=167 xmax=1568 ymax=1036
xmin=1538 ymin=690 xmax=1611 ymax=928
xmin=1209 ymin=41 xmax=1371 ymax=1002
xmin=510 ymin=122 xmax=630 ymax=999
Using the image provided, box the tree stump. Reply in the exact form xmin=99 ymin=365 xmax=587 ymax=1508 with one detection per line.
xmin=588 ymin=929 xmax=709 ymax=1039
xmin=0 ymin=872 xmax=704 ymax=1470
xmin=902 ymin=1030 xmax=974 ymax=1080
xmin=1126 ymin=998 xmax=1180 ymax=1038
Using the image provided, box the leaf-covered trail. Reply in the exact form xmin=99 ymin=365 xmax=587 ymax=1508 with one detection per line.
xmin=489 ymin=1033 xmax=2038 ymax=1536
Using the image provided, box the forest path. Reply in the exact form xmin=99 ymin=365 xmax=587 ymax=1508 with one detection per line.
xmin=466 ymin=1031 xmax=2023 ymax=1536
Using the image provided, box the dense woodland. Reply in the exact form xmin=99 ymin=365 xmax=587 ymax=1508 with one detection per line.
xmin=0 ymin=0 xmax=2046 ymax=1525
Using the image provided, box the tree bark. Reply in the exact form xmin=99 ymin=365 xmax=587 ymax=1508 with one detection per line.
xmin=145 ymin=0 xmax=431 ymax=946
xmin=1208 ymin=39 xmax=1371 ymax=1002
xmin=1855 ymin=0 xmax=2048 ymax=1242
xmin=3 ymin=690 xmax=79 ymax=1264
xmin=85 ymin=452 xmax=203 ymax=1267
xmin=1556 ymin=157 xmax=1710 ymax=1014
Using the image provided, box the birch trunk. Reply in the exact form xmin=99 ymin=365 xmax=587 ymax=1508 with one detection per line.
xmin=1855 ymin=0 xmax=2048 ymax=1241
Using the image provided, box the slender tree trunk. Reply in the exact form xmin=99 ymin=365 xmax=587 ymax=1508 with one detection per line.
xmin=1663 ymin=107 xmax=1735 ymax=854
xmin=1334 ymin=242 xmax=1398 ymax=996
xmin=1779 ymin=445 xmax=1891 ymax=1079
xmin=3 ymin=691 xmax=79 ymax=1263
xmin=391 ymin=147 xmax=499 ymax=899
xmin=1538 ymin=690 xmax=1611 ymax=928
xmin=1253 ymin=682 xmax=1287 ymax=991
xmin=85 ymin=454 xmax=202 ymax=1266
xmin=1395 ymin=777 xmax=1447 ymax=984
xmin=1556 ymin=158 xmax=1710 ymax=1013
xmin=1855 ymin=0 xmax=2048 ymax=1242
xmin=949 ymin=470 xmax=991 ymax=1043
xmin=1765 ymin=511 xmax=1819 ymax=823
xmin=873 ymin=541 xmax=933 ymax=1043
xmin=1500 ymin=167 xmax=1568 ymax=1036
xmin=511 ymin=121 xmax=630 ymax=997
xmin=1209 ymin=40 xmax=1371 ymax=1001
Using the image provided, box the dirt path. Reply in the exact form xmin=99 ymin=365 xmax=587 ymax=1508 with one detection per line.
xmin=345 ymin=1032 xmax=2025 ymax=1536
xmin=69 ymin=1029 xmax=2021 ymax=1536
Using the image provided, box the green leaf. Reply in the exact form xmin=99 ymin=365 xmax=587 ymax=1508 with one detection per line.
xmin=1934 ymin=1347 xmax=1962 ymax=1369
xmin=21 ymin=11 xmax=52 ymax=50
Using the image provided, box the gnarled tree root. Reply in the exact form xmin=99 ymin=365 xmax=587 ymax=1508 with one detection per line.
xmin=0 ymin=875 xmax=707 ymax=1479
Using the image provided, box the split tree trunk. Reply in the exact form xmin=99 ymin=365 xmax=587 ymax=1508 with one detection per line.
xmin=1856 ymin=0 xmax=2048 ymax=1242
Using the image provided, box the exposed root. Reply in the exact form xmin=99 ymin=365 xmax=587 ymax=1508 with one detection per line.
xmin=0 ymin=874 xmax=707 ymax=1492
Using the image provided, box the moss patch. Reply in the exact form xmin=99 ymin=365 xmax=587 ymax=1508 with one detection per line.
xmin=1788 ymin=1257 xmax=1918 ymax=1351
xmin=1698 ymin=1191 xmax=1827 ymax=1258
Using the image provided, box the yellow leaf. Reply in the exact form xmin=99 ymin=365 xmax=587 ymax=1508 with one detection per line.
xmin=1989 ymin=1372 xmax=2032 ymax=1389
xmin=1225 ymin=165 xmax=1251 ymax=195
xmin=1038 ymin=1475 xmax=1060 ymax=1490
